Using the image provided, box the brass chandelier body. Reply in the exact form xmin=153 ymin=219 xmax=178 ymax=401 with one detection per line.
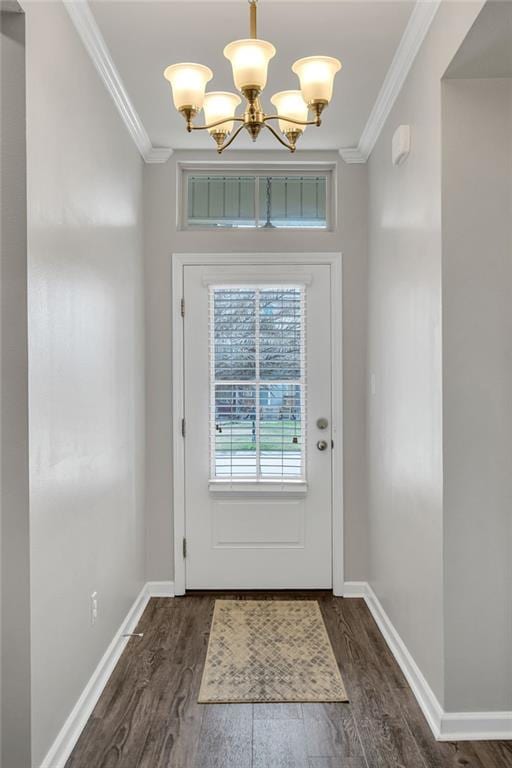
xmin=163 ymin=0 xmax=342 ymax=153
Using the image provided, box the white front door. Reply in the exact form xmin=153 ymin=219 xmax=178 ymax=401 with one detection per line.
xmin=183 ymin=263 xmax=333 ymax=589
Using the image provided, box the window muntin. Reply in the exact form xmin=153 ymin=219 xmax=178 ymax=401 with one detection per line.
xmin=258 ymin=176 xmax=326 ymax=229
xmin=186 ymin=173 xmax=328 ymax=229
xmin=210 ymin=286 xmax=306 ymax=481
xmin=188 ymin=175 xmax=256 ymax=229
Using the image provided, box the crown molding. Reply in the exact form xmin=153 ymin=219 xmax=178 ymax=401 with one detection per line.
xmin=63 ymin=0 xmax=172 ymax=164
xmin=145 ymin=147 xmax=174 ymax=163
xmin=64 ymin=0 xmax=440 ymax=166
xmin=356 ymin=0 xmax=441 ymax=162
xmin=339 ymin=1 xmax=441 ymax=165
xmin=339 ymin=147 xmax=366 ymax=164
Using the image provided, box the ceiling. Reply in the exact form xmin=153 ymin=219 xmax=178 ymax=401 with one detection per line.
xmin=445 ymin=0 xmax=512 ymax=79
xmin=90 ymin=0 xmax=414 ymax=152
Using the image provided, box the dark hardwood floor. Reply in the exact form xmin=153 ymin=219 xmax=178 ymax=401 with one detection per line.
xmin=66 ymin=593 xmax=512 ymax=767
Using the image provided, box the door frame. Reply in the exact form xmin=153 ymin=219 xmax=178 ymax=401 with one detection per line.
xmin=171 ymin=252 xmax=344 ymax=595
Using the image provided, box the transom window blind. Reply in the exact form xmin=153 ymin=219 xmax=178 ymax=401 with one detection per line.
xmin=187 ymin=174 xmax=327 ymax=229
xmin=209 ymin=286 xmax=306 ymax=481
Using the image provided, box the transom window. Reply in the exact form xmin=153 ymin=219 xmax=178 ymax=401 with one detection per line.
xmin=184 ymin=171 xmax=330 ymax=229
xmin=209 ymin=286 xmax=306 ymax=481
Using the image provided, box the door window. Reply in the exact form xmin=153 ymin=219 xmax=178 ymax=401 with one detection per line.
xmin=210 ymin=286 xmax=306 ymax=481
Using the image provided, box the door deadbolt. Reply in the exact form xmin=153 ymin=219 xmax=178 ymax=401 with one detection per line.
xmin=316 ymin=417 xmax=328 ymax=430
xmin=317 ymin=440 xmax=328 ymax=451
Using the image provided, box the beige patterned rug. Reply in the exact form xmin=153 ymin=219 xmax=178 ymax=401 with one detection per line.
xmin=198 ymin=600 xmax=348 ymax=703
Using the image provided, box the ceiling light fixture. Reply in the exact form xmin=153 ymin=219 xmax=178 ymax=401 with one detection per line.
xmin=163 ymin=0 xmax=342 ymax=153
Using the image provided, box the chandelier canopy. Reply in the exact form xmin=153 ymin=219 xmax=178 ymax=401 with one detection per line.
xmin=163 ymin=0 xmax=342 ymax=153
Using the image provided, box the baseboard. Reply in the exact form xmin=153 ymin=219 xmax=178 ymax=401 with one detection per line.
xmin=344 ymin=581 xmax=512 ymax=742
xmin=361 ymin=582 xmax=443 ymax=738
xmin=438 ymin=712 xmax=512 ymax=742
xmin=342 ymin=581 xmax=368 ymax=598
xmin=40 ymin=581 xmax=174 ymax=768
xmin=146 ymin=580 xmax=175 ymax=597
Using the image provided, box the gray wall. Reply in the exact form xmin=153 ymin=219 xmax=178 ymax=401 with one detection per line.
xmin=442 ymin=77 xmax=512 ymax=712
xmin=1 ymin=9 xmax=31 ymax=768
xmin=25 ymin=3 xmax=146 ymax=764
xmin=143 ymin=150 xmax=369 ymax=583
xmin=366 ymin=1 xmax=484 ymax=705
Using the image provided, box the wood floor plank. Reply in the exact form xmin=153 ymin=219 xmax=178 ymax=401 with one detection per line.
xmin=339 ymin=597 xmax=409 ymax=691
xmin=65 ymin=593 xmax=512 ymax=768
xmin=355 ymin=715 xmax=428 ymax=768
xmin=194 ymin=704 xmax=253 ymax=768
xmin=473 ymin=740 xmax=512 ymax=768
xmin=395 ymin=687 xmax=487 ymax=768
xmin=254 ymin=702 xmax=302 ymax=720
xmin=253 ymin=718 xmax=309 ymax=768
xmin=308 ymin=759 xmax=368 ymax=768
xmin=302 ymin=703 xmax=364 ymax=758
xmin=66 ymin=596 xmax=211 ymax=768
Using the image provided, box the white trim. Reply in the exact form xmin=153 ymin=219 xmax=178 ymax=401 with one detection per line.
xmin=342 ymin=581 xmax=367 ymax=598
xmin=338 ymin=148 xmax=367 ymax=164
xmin=63 ymin=0 xmax=171 ymax=164
xmin=178 ymin=161 xmax=337 ymax=172
xmin=146 ymin=580 xmax=175 ymax=597
xmin=172 ymin=253 xmax=344 ymax=597
xmin=363 ymin=582 xmax=444 ymax=738
xmin=172 ymin=255 xmax=187 ymax=595
xmin=438 ymin=712 xmax=512 ymax=742
xmin=208 ymin=480 xmax=308 ymax=495
xmin=179 ymin=164 xmax=336 ymax=232
xmin=344 ymin=581 xmax=512 ymax=742
xmin=146 ymin=147 xmax=174 ymax=164
xmin=201 ymin=272 xmax=314 ymax=286
xmin=356 ymin=0 xmax=441 ymax=162
xmin=39 ymin=582 xmax=174 ymax=768
xmin=330 ymin=254 xmax=344 ymax=596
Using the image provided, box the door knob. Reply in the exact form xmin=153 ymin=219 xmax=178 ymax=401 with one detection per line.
xmin=317 ymin=440 xmax=328 ymax=451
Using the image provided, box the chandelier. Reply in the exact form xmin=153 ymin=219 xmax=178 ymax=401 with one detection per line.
xmin=163 ymin=0 xmax=342 ymax=153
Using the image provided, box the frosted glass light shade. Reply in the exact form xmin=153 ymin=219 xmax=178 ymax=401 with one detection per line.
xmin=270 ymin=91 xmax=308 ymax=135
xmin=203 ymin=92 xmax=241 ymax=135
xmin=163 ymin=63 xmax=213 ymax=111
xmin=224 ymin=39 xmax=276 ymax=91
xmin=292 ymin=55 xmax=341 ymax=105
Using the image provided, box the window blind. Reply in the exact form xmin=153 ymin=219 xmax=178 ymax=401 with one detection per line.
xmin=187 ymin=174 xmax=327 ymax=229
xmin=209 ymin=286 xmax=306 ymax=481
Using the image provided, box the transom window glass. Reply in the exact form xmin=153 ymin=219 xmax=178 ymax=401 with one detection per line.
xmin=209 ymin=286 xmax=306 ymax=481
xmin=186 ymin=173 xmax=328 ymax=229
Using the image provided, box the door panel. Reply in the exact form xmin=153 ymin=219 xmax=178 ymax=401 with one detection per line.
xmin=183 ymin=263 xmax=332 ymax=589
xmin=212 ymin=498 xmax=305 ymax=547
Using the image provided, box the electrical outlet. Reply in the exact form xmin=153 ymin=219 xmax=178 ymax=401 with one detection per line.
xmin=90 ymin=591 xmax=98 ymax=626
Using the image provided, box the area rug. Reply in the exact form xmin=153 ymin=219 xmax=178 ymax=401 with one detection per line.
xmin=198 ymin=599 xmax=348 ymax=703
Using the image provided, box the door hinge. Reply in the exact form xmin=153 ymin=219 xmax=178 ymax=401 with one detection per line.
xmin=182 ymin=537 xmax=187 ymax=559
xmin=331 ymin=439 xmax=334 ymax=449
xmin=180 ymin=297 xmax=185 ymax=317
xmin=181 ymin=417 xmax=186 ymax=437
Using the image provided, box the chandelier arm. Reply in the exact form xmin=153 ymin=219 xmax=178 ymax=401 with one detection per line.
xmin=263 ymin=113 xmax=321 ymax=127
xmin=216 ymin=123 xmax=246 ymax=154
xmin=264 ymin=122 xmax=297 ymax=152
xmin=188 ymin=116 xmax=245 ymax=132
